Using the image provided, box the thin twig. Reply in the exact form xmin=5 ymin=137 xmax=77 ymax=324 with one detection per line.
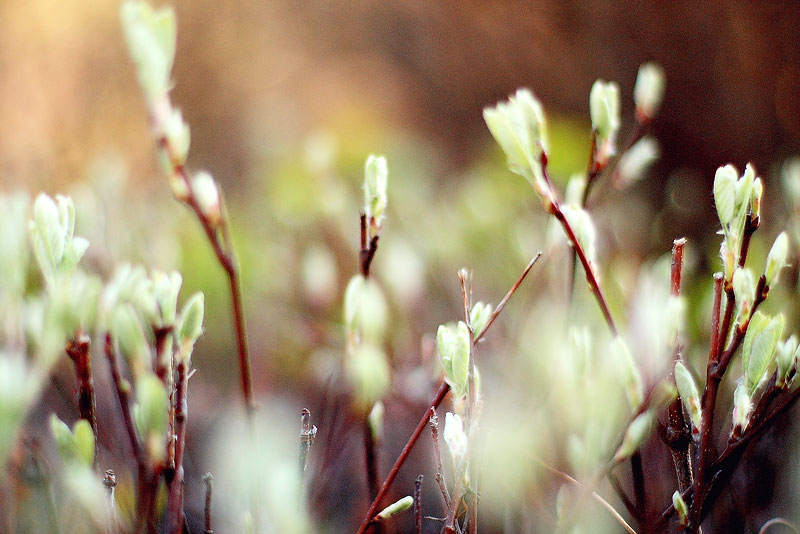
xmin=104 ymin=470 xmax=118 ymax=534
xmin=66 ymin=332 xmax=98 ymax=470
xmin=689 ymin=274 xmax=724 ymax=531
xmin=414 ymin=475 xmax=424 ymax=534
xmin=155 ymin=133 xmax=255 ymax=416
xmin=474 ymin=253 xmax=542 ymax=344
xmin=538 ymin=459 xmax=639 ymax=534
xmin=630 ymin=452 xmax=647 ymax=527
xmin=299 ymin=408 xmax=317 ymax=477
xmin=203 ymin=473 xmax=214 ymax=534
xmin=428 ymin=409 xmax=452 ymax=508
xmin=168 ymin=360 xmax=189 ymax=534
xmin=541 ymin=156 xmax=617 ymax=336
xmin=363 ymin=417 xmax=382 ymax=534
xmin=666 ymin=238 xmax=694 ymax=493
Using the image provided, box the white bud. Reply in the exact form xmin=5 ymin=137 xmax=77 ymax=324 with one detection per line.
xmin=634 ymin=63 xmax=665 ymax=121
xmin=776 ymin=335 xmax=798 ymax=388
xmin=590 ymin=80 xmax=620 ymax=165
xmin=163 ymin=107 xmax=190 ymax=166
xmin=368 ymin=401 xmax=384 ymax=441
xmin=732 ymin=380 xmax=752 ymax=435
xmin=120 ymin=1 xmax=177 ymax=100
xmin=674 ymin=361 xmax=702 ymax=436
xmin=713 ymin=165 xmax=737 ymax=227
xmin=192 ymin=171 xmax=221 ymax=225
xmin=765 ymin=232 xmax=789 ymax=287
xmin=443 ymin=412 xmax=468 ymax=466
xmin=437 ymin=322 xmax=471 ymax=398
xmin=732 ymin=267 xmax=755 ymax=320
xmin=616 ymin=137 xmax=659 ymax=187
xmin=614 ymin=410 xmax=655 ymax=463
xmin=752 ymin=177 xmax=763 ymax=219
xmin=364 ymin=155 xmax=388 ymax=224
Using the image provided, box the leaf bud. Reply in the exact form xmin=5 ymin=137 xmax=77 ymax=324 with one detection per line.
xmin=192 ymin=171 xmax=221 ymax=226
xmin=376 ymin=496 xmax=413 ymax=521
xmin=765 ymin=231 xmax=789 ymax=287
xmin=634 ymin=63 xmax=665 ymax=122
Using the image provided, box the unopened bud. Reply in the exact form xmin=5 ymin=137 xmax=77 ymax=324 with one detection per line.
xmin=364 ymin=155 xmax=388 ymax=224
xmin=732 ymin=380 xmax=752 ymax=436
xmin=437 ymin=322 xmax=470 ymax=398
xmin=765 ymin=232 xmax=789 ymax=287
xmin=469 ymin=301 xmax=493 ymax=337
xmin=672 ymin=491 xmax=688 ymax=526
xmin=590 ymin=80 xmax=620 ymax=165
xmin=614 ymin=410 xmax=654 ymax=463
xmin=634 ymin=63 xmax=665 ymax=122
xmin=376 ymin=496 xmax=413 ymax=521
xmin=714 ymin=165 xmax=737 ymax=227
xmin=732 ymin=268 xmax=755 ymax=320
xmin=192 ymin=171 xmax=221 ymax=225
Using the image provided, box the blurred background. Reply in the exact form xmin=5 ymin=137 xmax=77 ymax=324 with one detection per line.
xmin=3 ymin=1 xmax=800 ymax=532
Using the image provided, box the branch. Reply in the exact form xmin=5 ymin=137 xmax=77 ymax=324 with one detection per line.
xmin=665 ymin=238 xmax=694 ymax=493
xmin=428 ymin=408 xmax=451 ymax=508
xmin=414 ymin=475 xmax=424 ymax=534
xmin=167 ymin=360 xmax=189 ymax=534
xmin=203 ymin=473 xmax=214 ymax=534
xmin=542 ymin=158 xmax=617 ymax=336
xmin=66 ymin=332 xmax=97 ymax=470
xmin=154 ymin=133 xmax=255 ymax=416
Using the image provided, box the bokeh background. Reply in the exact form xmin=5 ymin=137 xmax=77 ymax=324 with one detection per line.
xmin=4 ymin=1 xmax=800 ymax=533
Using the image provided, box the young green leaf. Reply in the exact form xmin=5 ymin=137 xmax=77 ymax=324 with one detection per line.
xmin=72 ymin=419 xmax=95 ymax=468
xmin=376 ymin=496 xmax=413 ymax=521
xmin=437 ymin=322 xmax=471 ymax=398
xmin=713 ymin=165 xmax=737 ymax=227
xmin=765 ymin=232 xmax=789 ymax=287
xmin=673 ymin=490 xmax=688 ymax=526
xmin=364 ymin=155 xmax=388 ymax=224
xmin=483 ymin=89 xmax=550 ymax=201
xmin=742 ymin=312 xmax=783 ymax=394
xmin=732 ymin=380 xmax=752 ymax=435
xmin=614 ymin=410 xmax=655 ymax=463
xmin=776 ymin=335 xmax=798 ymax=388
xmin=590 ymin=80 xmax=620 ymax=164
xmin=121 ymin=0 xmax=177 ymax=99
xmin=674 ymin=361 xmax=702 ymax=435
xmin=469 ymin=301 xmax=493 ymax=338
xmin=732 ymin=267 xmax=755 ymax=321
xmin=346 ymin=344 xmax=390 ymax=410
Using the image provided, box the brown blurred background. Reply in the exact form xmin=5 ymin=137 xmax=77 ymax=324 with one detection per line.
xmin=2 ymin=1 xmax=799 ymax=190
